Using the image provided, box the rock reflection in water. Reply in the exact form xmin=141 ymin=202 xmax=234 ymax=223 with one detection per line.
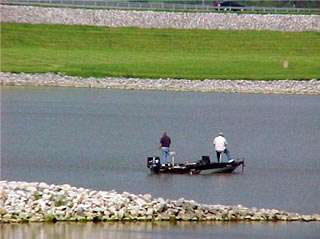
xmin=2 ymin=222 xmax=320 ymax=239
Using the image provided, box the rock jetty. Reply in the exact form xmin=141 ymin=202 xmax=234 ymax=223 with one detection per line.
xmin=1 ymin=5 xmax=320 ymax=32
xmin=1 ymin=72 xmax=319 ymax=95
xmin=0 ymin=181 xmax=319 ymax=223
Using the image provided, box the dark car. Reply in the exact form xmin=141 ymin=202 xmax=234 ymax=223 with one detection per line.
xmin=213 ymin=1 xmax=244 ymax=10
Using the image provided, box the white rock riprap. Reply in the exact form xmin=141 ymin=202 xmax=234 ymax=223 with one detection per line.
xmin=1 ymin=72 xmax=319 ymax=95
xmin=0 ymin=181 xmax=320 ymax=223
xmin=1 ymin=5 xmax=320 ymax=32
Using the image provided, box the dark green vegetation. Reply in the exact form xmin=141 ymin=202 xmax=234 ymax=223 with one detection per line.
xmin=1 ymin=23 xmax=320 ymax=80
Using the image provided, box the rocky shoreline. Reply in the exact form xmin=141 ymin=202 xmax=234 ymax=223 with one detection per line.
xmin=1 ymin=5 xmax=320 ymax=32
xmin=1 ymin=72 xmax=319 ymax=95
xmin=1 ymin=181 xmax=319 ymax=223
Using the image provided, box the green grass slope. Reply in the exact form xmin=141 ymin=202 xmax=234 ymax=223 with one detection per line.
xmin=1 ymin=23 xmax=319 ymax=80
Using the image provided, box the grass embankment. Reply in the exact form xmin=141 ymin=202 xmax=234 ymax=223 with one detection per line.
xmin=1 ymin=23 xmax=319 ymax=80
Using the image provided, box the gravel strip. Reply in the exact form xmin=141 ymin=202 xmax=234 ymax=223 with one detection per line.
xmin=1 ymin=5 xmax=320 ymax=32
xmin=1 ymin=72 xmax=319 ymax=95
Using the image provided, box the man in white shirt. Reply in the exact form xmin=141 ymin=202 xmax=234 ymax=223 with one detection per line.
xmin=213 ymin=132 xmax=231 ymax=163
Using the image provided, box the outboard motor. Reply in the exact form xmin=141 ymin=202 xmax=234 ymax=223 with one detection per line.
xmin=147 ymin=157 xmax=161 ymax=173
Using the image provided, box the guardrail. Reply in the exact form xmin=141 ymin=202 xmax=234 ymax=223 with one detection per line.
xmin=2 ymin=0 xmax=319 ymax=14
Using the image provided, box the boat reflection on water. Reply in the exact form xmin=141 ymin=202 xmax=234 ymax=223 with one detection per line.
xmin=2 ymin=221 xmax=319 ymax=239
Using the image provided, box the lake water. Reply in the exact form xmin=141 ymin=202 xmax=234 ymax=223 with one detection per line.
xmin=2 ymin=221 xmax=320 ymax=239
xmin=1 ymin=86 xmax=319 ymax=238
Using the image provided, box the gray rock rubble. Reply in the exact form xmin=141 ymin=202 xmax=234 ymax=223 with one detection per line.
xmin=1 ymin=5 xmax=320 ymax=32
xmin=1 ymin=72 xmax=319 ymax=95
xmin=1 ymin=181 xmax=319 ymax=223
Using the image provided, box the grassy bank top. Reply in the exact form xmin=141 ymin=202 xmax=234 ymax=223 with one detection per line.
xmin=1 ymin=23 xmax=319 ymax=80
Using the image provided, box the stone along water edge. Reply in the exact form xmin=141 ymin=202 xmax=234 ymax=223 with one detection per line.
xmin=1 ymin=181 xmax=320 ymax=223
xmin=1 ymin=72 xmax=319 ymax=95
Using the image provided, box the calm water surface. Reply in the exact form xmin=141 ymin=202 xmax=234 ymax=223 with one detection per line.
xmin=2 ymin=221 xmax=320 ymax=239
xmin=1 ymin=86 xmax=319 ymax=238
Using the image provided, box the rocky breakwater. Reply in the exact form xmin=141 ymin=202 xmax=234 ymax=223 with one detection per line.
xmin=1 ymin=72 xmax=320 ymax=95
xmin=1 ymin=5 xmax=320 ymax=32
xmin=1 ymin=181 xmax=320 ymax=223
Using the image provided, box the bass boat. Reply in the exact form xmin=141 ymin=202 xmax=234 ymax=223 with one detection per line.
xmin=147 ymin=153 xmax=245 ymax=175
